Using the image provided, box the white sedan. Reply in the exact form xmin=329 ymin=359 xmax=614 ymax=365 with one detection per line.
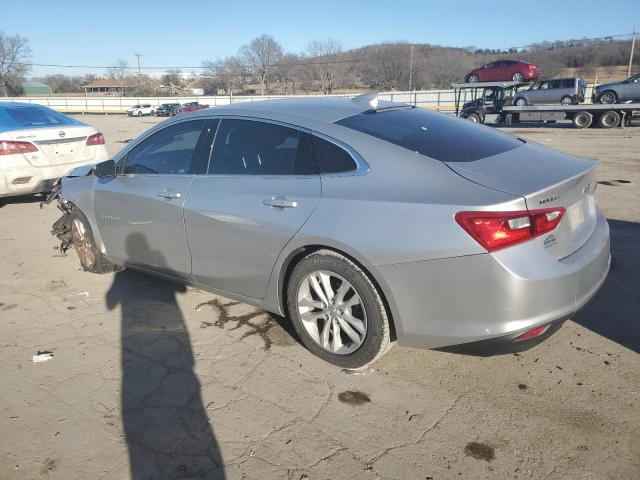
xmin=0 ymin=102 xmax=109 ymax=198
xmin=127 ymin=104 xmax=155 ymax=117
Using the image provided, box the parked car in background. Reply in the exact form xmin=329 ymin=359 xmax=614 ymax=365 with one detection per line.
xmin=465 ymin=60 xmax=539 ymax=83
xmin=592 ymin=73 xmax=640 ymax=104
xmin=127 ymin=104 xmax=154 ymax=117
xmin=50 ymin=95 xmax=609 ymax=367
xmin=175 ymin=102 xmax=209 ymax=115
xmin=0 ymin=102 xmax=108 ymax=198
xmin=154 ymin=103 xmax=181 ymax=117
xmin=513 ymin=77 xmax=586 ymax=106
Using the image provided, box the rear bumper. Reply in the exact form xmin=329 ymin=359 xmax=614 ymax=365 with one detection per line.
xmin=0 ymin=149 xmax=107 ymax=197
xmin=376 ymin=211 xmax=610 ymax=351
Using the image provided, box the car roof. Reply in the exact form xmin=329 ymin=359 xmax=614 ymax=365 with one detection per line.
xmin=203 ymin=97 xmax=373 ymax=123
xmin=451 ymin=81 xmax=529 ymax=88
xmin=0 ymin=102 xmax=48 ymax=109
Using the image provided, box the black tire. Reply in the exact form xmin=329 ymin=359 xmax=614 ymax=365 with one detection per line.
xmin=465 ymin=112 xmax=481 ymax=123
xmin=598 ymin=110 xmax=621 ymax=129
xmin=467 ymin=74 xmax=479 ymax=83
xmin=512 ymin=72 xmax=524 ymax=82
xmin=572 ymin=111 xmax=592 ymax=129
xmin=286 ymin=250 xmax=392 ymax=368
xmin=69 ymin=209 xmax=120 ymax=274
xmin=515 ymin=97 xmax=527 ymax=106
xmin=560 ymin=96 xmax=574 ymax=105
xmin=598 ymin=91 xmax=617 ymax=104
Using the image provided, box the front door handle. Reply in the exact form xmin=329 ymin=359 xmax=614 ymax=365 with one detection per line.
xmin=156 ymin=190 xmax=182 ymax=200
xmin=263 ymin=196 xmax=298 ymax=209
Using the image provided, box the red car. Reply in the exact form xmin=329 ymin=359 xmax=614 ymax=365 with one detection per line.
xmin=464 ymin=60 xmax=539 ymax=83
xmin=175 ymin=102 xmax=209 ymax=115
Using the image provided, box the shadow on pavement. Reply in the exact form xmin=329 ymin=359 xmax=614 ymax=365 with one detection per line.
xmin=574 ymin=219 xmax=640 ymax=353
xmin=106 ymin=233 xmax=225 ymax=479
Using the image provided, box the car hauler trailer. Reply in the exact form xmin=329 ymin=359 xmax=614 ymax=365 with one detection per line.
xmin=452 ymin=82 xmax=640 ymax=128
xmin=502 ymin=103 xmax=639 ymax=128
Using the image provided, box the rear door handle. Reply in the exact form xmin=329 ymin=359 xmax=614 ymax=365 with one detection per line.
xmin=156 ymin=190 xmax=182 ymax=200
xmin=263 ymin=196 xmax=298 ymax=209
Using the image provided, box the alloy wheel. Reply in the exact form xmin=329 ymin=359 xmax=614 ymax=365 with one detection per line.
xmin=297 ymin=270 xmax=367 ymax=355
xmin=599 ymin=92 xmax=615 ymax=104
xmin=512 ymin=72 xmax=524 ymax=82
xmin=71 ymin=218 xmax=96 ymax=269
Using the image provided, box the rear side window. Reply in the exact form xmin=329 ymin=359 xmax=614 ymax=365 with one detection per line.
xmin=123 ymin=120 xmax=205 ymax=174
xmin=561 ymin=79 xmax=575 ymax=88
xmin=336 ymin=107 xmax=523 ymax=163
xmin=3 ymin=106 xmax=76 ymax=129
xmin=313 ymin=136 xmax=357 ymax=173
xmin=211 ymin=119 xmax=317 ymax=175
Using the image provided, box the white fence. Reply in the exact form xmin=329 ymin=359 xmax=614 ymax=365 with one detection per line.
xmin=0 ymin=86 xmax=596 ymax=114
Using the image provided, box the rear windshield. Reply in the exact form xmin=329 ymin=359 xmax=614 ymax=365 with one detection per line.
xmin=335 ymin=107 xmax=523 ymax=162
xmin=2 ymin=106 xmax=77 ymax=129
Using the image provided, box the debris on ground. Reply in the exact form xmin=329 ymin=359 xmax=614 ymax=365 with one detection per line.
xmin=32 ymin=351 xmax=54 ymax=363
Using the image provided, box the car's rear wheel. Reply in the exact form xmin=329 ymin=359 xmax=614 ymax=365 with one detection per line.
xmin=69 ymin=209 xmax=120 ymax=274
xmin=465 ymin=113 xmax=481 ymax=123
xmin=515 ymin=97 xmax=527 ymax=106
xmin=560 ymin=96 xmax=574 ymax=105
xmin=572 ymin=111 xmax=593 ymax=129
xmin=512 ymin=72 xmax=524 ymax=82
xmin=467 ymin=74 xmax=479 ymax=83
xmin=286 ymin=250 xmax=392 ymax=368
xmin=598 ymin=110 xmax=621 ymax=128
xmin=598 ymin=91 xmax=617 ymax=104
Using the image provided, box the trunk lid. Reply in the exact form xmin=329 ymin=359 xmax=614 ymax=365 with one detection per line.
xmin=6 ymin=125 xmax=97 ymax=167
xmin=447 ymin=142 xmax=598 ymax=259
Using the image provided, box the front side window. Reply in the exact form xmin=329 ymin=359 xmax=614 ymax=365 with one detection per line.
xmin=123 ymin=120 xmax=205 ymax=174
xmin=210 ymin=119 xmax=317 ymax=175
xmin=336 ymin=107 xmax=523 ymax=163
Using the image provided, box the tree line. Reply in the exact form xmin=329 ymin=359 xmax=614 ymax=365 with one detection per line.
xmin=1 ymin=31 xmax=638 ymax=97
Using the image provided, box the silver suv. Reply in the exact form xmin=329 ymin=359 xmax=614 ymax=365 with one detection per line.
xmin=513 ymin=77 xmax=586 ymax=106
xmin=593 ymin=74 xmax=640 ymax=104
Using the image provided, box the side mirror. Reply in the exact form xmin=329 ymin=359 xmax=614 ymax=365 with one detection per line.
xmin=95 ymin=159 xmax=116 ymax=178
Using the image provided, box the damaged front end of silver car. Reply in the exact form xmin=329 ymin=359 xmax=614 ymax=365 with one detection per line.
xmin=41 ymin=164 xmax=96 ymax=254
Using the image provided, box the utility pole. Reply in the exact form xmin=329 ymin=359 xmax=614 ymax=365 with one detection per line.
xmin=628 ymin=29 xmax=637 ymax=77
xmin=135 ymin=53 xmax=143 ymax=75
xmin=408 ymin=44 xmax=414 ymax=91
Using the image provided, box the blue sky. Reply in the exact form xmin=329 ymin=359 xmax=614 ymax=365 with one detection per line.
xmin=2 ymin=0 xmax=639 ymax=76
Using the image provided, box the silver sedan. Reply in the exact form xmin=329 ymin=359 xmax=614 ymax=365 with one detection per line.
xmin=51 ymin=95 xmax=610 ymax=367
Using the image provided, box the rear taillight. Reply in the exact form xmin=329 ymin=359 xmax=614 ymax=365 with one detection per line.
xmin=0 ymin=140 xmax=38 ymax=156
xmin=514 ymin=324 xmax=550 ymax=342
xmin=455 ymin=207 xmax=565 ymax=252
xmin=86 ymin=132 xmax=105 ymax=146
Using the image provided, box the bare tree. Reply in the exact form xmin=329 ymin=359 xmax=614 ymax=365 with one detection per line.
xmin=0 ymin=32 xmax=32 ymax=97
xmin=357 ymin=43 xmax=411 ymax=91
xmin=239 ymin=34 xmax=283 ymax=95
xmin=44 ymin=74 xmax=85 ymax=94
xmin=276 ymin=53 xmax=303 ymax=95
xmin=107 ymin=58 xmax=129 ymax=79
xmin=202 ymin=57 xmax=246 ymax=95
xmin=305 ymin=38 xmax=350 ymax=94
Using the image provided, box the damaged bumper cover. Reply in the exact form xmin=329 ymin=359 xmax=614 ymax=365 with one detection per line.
xmin=43 ymin=178 xmax=73 ymax=253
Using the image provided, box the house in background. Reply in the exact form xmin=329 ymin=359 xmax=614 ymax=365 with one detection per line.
xmin=83 ymin=76 xmax=164 ymax=95
xmin=22 ymin=80 xmax=52 ymax=96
